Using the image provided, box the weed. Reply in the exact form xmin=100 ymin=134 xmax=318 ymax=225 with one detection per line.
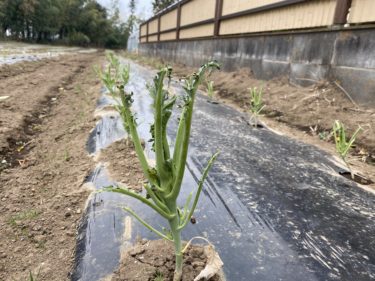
xmin=99 ymin=55 xmax=219 ymax=281
xmin=74 ymin=84 xmax=82 ymax=94
xmin=63 ymin=149 xmax=71 ymax=162
xmin=28 ymin=268 xmax=40 ymax=281
xmin=249 ymin=87 xmax=265 ymax=127
xmin=8 ymin=210 xmax=39 ymax=227
xmin=333 ymin=120 xmax=362 ymax=179
xmin=319 ymin=131 xmax=329 ymax=141
xmin=32 ymin=124 xmax=42 ymax=132
xmin=153 ymin=271 xmax=165 ymax=281
xmin=206 ymin=80 xmax=215 ymax=100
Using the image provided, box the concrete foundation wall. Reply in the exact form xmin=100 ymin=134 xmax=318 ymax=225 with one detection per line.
xmin=139 ymin=28 xmax=375 ymax=106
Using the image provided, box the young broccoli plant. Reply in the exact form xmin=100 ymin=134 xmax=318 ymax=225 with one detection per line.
xmin=98 ymin=56 xmax=220 ymax=281
xmin=97 ymin=52 xmax=131 ymax=136
xmin=333 ymin=120 xmax=362 ymax=179
xmin=249 ymin=87 xmax=265 ymax=127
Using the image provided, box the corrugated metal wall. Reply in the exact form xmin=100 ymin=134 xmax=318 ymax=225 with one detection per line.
xmin=140 ymin=0 xmax=375 ymax=43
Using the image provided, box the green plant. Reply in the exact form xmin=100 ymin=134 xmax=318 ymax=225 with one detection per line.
xmin=206 ymin=80 xmax=215 ymax=100
xmin=8 ymin=210 xmax=39 ymax=227
xmin=63 ymin=149 xmax=70 ymax=162
xmin=97 ymin=52 xmax=131 ymax=136
xmin=98 ymin=55 xmax=220 ymax=281
xmin=29 ymin=269 xmax=40 ymax=281
xmin=319 ymin=131 xmax=329 ymax=141
xmin=333 ymin=120 xmax=362 ymax=179
xmin=249 ymin=87 xmax=265 ymax=126
xmin=153 ymin=271 xmax=165 ymax=281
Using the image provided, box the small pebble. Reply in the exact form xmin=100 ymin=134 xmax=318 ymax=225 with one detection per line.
xmin=65 ymin=231 xmax=75 ymax=237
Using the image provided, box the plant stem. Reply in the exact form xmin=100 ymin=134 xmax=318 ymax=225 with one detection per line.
xmin=343 ymin=158 xmax=355 ymax=180
xmin=168 ymin=203 xmax=183 ymax=281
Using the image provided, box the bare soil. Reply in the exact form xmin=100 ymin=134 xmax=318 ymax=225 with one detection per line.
xmin=0 ymin=52 xmax=105 ymax=280
xmin=109 ymin=239 xmax=222 ymax=281
xmin=0 ymin=59 xmax=50 ymax=79
xmin=123 ymin=53 xmax=375 ymax=189
xmin=98 ymin=139 xmax=145 ymax=192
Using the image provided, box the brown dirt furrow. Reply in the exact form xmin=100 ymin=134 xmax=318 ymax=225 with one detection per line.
xmin=0 ymin=54 xmax=95 ymax=171
xmin=0 ymin=51 xmax=104 ymax=281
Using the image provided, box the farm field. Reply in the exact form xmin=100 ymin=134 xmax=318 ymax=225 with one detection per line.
xmin=0 ymin=43 xmax=374 ymax=281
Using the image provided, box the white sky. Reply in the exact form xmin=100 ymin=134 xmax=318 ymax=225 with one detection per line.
xmin=97 ymin=0 xmax=153 ymax=21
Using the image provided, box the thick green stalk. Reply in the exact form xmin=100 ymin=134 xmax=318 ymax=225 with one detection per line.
xmin=168 ymin=96 xmax=195 ymax=200
xmin=155 ymin=71 xmax=170 ymax=185
xmin=120 ymin=93 xmax=152 ymax=181
xmin=172 ymin=111 xmax=186 ymax=164
xmin=167 ymin=202 xmax=183 ymax=281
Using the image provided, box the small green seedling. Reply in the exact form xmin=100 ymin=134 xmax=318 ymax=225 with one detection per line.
xmin=29 ymin=269 xmax=40 ymax=281
xmin=98 ymin=55 xmax=220 ymax=281
xmin=153 ymin=271 xmax=165 ymax=281
xmin=207 ymin=80 xmax=215 ymax=100
xmin=333 ymin=120 xmax=362 ymax=179
xmin=63 ymin=149 xmax=71 ymax=162
xmin=249 ymin=87 xmax=265 ymax=127
xmin=96 ymin=52 xmax=131 ymax=136
xmin=8 ymin=209 xmax=39 ymax=227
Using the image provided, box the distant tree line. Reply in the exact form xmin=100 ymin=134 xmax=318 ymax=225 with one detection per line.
xmin=152 ymin=0 xmax=176 ymax=13
xmin=0 ymin=0 xmax=138 ymax=48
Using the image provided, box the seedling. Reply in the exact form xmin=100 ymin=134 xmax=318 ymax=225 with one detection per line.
xmin=63 ymin=149 xmax=71 ymax=162
xmin=333 ymin=120 xmax=362 ymax=179
xmin=249 ymin=87 xmax=265 ymax=127
xmin=207 ymin=80 xmax=215 ymax=100
xmin=8 ymin=209 xmax=39 ymax=227
xmin=29 ymin=272 xmax=36 ymax=281
xmin=319 ymin=131 xmax=330 ymax=141
xmin=153 ymin=271 xmax=165 ymax=281
xmin=96 ymin=52 xmax=130 ymax=135
xmin=29 ymin=268 xmax=40 ymax=281
xmin=98 ymin=55 xmax=220 ymax=281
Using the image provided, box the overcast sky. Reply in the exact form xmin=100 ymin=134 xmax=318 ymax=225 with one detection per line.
xmin=97 ymin=0 xmax=153 ymax=21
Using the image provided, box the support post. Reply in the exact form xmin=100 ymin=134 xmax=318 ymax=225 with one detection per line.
xmin=139 ymin=25 xmax=142 ymax=42
xmin=146 ymin=21 xmax=149 ymax=43
xmin=214 ymin=0 xmax=224 ymax=37
xmin=158 ymin=15 xmax=161 ymax=42
xmin=176 ymin=3 xmax=182 ymax=40
xmin=333 ymin=0 xmax=352 ymax=24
